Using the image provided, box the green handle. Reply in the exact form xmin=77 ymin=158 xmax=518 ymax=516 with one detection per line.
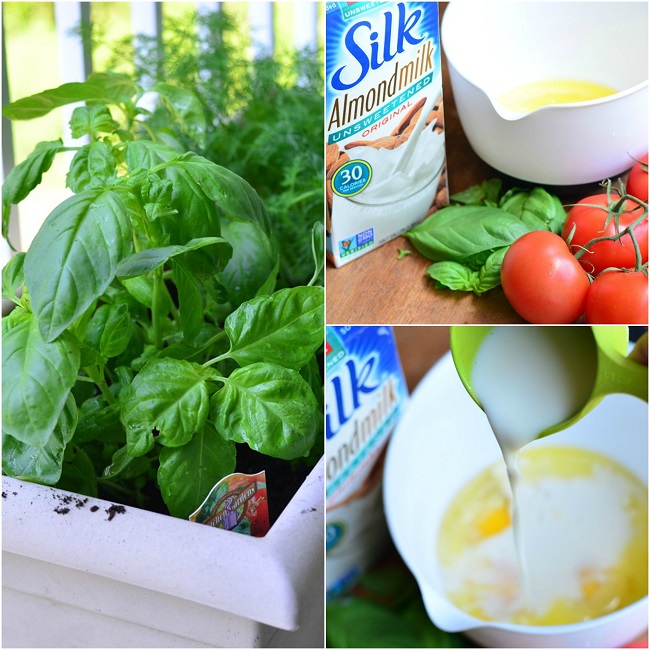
xmin=593 ymin=346 xmax=649 ymax=402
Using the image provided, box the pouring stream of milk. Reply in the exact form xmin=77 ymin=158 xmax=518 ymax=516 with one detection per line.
xmin=471 ymin=327 xmax=597 ymax=601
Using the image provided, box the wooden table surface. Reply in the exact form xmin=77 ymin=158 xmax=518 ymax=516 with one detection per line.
xmin=325 ymin=4 xmax=608 ymax=326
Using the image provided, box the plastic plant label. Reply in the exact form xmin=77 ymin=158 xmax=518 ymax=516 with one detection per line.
xmin=189 ymin=471 xmax=270 ymax=537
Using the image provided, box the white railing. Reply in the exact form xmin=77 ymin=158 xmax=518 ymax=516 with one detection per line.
xmin=1 ymin=1 xmax=321 ymax=262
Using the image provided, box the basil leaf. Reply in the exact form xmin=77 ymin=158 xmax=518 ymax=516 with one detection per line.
xmin=124 ymin=141 xmax=180 ymax=173
xmin=211 ymin=362 xmax=318 ymax=460
xmin=75 ymin=399 xmax=124 ymax=444
xmin=57 ymin=445 xmax=98 ymax=497
xmin=2 ymin=313 xmax=80 ymax=446
xmin=427 ymin=247 xmax=508 ymax=296
xmin=500 ymin=187 xmax=566 ymax=234
xmin=25 ymin=189 xmax=133 ymax=342
xmin=120 ymin=357 xmax=209 ymax=453
xmin=405 ymin=205 xmax=531 ymax=262
xmin=158 ymin=164 xmax=228 ymax=278
xmin=427 ymin=261 xmax=479 ymax=293
xmin=224 ymin=286 xmax=324 ymax=371
xmin=70 ymin=105 xmax=118 ymax=139
xmin=116 ymin=237 xmax=229 ymax=278
xmin=310 ymin=220 xmax=325 ymax=286
xmin=153 ymin=83 xmax=206 ymax=148
xmin=100 ymin=303 xmax=132 ymax=359
xmin=102 ymin=445 xmax=135 ymax=480
xmin=173 ymin=260 xmax=204 ymax=345
xmin=217 ymin=217 xmax=278 ymax=306
xmin=2 ymin=72 xmax=138 ymax=120
xmin=66 ymin=142 xmax=117 ymax=192
xmin=477 ymin=247 xmax=509 ymax=293
xmin=2 ymin=252 xmax=25 ymax=301
xmin=2 ymin=393 xmax=77 ymax=484
xmin=2 ymin=139 xmax=63 ymax=241
xmin=158 ymin=422 xmax=236 ymax=518
xmin=161 ymin=153 xmax=272 ymax=235
xmin=450 ymin=178 xmax=502 ymax=206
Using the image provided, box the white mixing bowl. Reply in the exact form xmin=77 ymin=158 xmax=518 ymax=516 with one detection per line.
xmin=384 ymin=351 xmax=648 ymax=648
xmin=441 ymin=2 xmax=648 ymax=185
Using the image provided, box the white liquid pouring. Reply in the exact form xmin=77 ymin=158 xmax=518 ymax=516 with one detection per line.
xmin=470 ymin=327 xmax=598 ymax=598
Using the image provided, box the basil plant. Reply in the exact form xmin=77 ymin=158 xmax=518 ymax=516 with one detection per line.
xmin=2 ymin=73 xmax=324 ymax=518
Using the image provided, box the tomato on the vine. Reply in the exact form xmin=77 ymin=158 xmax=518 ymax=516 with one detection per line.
xmin=627 ymin=153 xmax=648 ymax=203
xmin=585 ymin=271 xmax=648 ymax=324
xmin=562 ymin=193 xmax=647 ymax=276
xmin=501 ymin=231 xmax=590 ymax=324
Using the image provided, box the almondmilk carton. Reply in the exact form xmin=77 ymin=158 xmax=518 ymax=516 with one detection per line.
xmin=326 ymin=326 xmax=409 ymax=598
xmin=326 ymin=1 xmax=449 ymax=267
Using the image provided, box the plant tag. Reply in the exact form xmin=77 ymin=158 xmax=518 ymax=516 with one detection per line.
xmin=189 ymin=471 xmax=270 ymax=537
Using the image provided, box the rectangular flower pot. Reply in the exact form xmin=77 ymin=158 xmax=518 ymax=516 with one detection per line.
xmin=2 ymin=458 xmax=324 ymax=648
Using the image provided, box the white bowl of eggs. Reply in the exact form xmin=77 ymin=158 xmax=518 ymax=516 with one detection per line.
xmin=441 ymin=2 xmax=648 ymax=185
xmin=384 ymin=347 xmax=648 ymax=648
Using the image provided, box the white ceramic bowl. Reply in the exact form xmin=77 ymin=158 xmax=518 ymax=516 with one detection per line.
xmin=384 ymin=351 xmax=648 ymax=648
xmin=441 ymin=2 xmax=648 ymax=185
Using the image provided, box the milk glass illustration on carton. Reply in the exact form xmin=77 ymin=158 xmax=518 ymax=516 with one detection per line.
xmin=326 ymin=1 xmax=448 ymax=267
xmin=326 ymin=326 xmax=409 ymax=597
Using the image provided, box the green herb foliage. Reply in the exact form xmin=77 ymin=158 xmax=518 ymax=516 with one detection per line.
xmin=2 ymin=72 xmax=323 ymax=519
xmin=405 ymin=179 xmax=566 ymax=295
xmin=97 ymin=10 xmax=324 ymax=288
xmin=327 ymin=561 xmax=467 ymax=648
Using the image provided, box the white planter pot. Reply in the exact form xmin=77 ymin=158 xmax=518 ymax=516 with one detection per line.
xmin=2 ymin=458 xmax=324 ymax=648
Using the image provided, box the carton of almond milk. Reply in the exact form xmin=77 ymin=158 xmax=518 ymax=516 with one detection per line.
xmin=326 ymin=1 xmax=448 ymax=267
xmin=326 ymin=326 xmax=409 ymax=598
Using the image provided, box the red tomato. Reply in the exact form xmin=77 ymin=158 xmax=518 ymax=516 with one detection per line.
xmin=627 ymin=153 xmax=648 ymax=203
xmin=585 ymin=271 xmax=648 ymax=324
xmin=501 ymin=231 xmax=590 ymax=324
xmin=562 ymin=193 xmax=648 ymax=275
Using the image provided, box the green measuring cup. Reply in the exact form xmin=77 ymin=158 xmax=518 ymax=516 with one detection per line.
xmin=450 ymin=325 xmax=648 ymax=439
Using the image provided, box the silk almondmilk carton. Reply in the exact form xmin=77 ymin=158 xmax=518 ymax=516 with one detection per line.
xmin=326 ymin=326 xmax=409 ymax=598
xmin=326 ymin=1 xmax=448 ymax=267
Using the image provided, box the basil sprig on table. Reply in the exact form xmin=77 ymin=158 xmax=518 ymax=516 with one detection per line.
xmin=1 ymin=72 xmax=323 ymax=519
xmin=405 ymin=179 xmax=566 ymax=295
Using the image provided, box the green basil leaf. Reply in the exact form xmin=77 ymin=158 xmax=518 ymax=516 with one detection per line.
xmin=70 ymin=105 xmax=118 ymax=139
xmin=100 ymin=303 xmax=132 ymax=358
xmin=450 ymin=178 xmax=502 ymax=206
xmin=211 ymin=362 xmax=317 ymax=460
xmin=157 ymin=164 xmax=228 ymax=278
xmin=427 ymin=247 xmax=508 ymax=296
xmin=2 ymin=139 xmax=63 ymax=241
xmin=2 ymin=312 xmax=80 ymax=446
xmin=405 ymin=205 xmax=531 ymax=262
xmin=153 ymin=82 xmax=206 ymax=148
xmin=224 ymin=286 xmax=324 ymax=371
xmin=158 ymin=422 xmax=236 ymax=519
xmin=173 ymin=260 xmax=204 ymax=345
xmin=120 ymin=358 xmax=209 ymax=452
xmin=255 ymin=254 xmax=280 ymax=298
xmin=116 ymin=237 xmax=229 ymax=278
xmin=476 ymin=247 xmax=509 ymax=294
xmin=500 ymin=187 xmax=566 ymax=234
xmin=75 ymin=398 xmax=124 ymax=445
xmin=66 ymin=142 xmax=117 ymax=192
xmin=124 ymin=141 xmax=180 ymax=173
xmin=2 ymin=252 xmax=25 ymax=301
xmin=310 ymin=220 xmax=325 ymax=286
xmin=2 ymin=72 xmax=138 ymax=121
xmin=2 ymin=393 xmax=77 ymax=484
xmin=25 ymin=189 xmax=133 ymax=342
xmin=217 ymin=217 xmax=278 ymax=305
xmin=57 ymin=445 xmax=98 ymax=497
xmin=427 ymin=261 xmax=479 ymax=293
xmin=101 ymin=445 xmax=135 ymax=480
xmin=161 ymin=153 xmax=272 ymax=235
